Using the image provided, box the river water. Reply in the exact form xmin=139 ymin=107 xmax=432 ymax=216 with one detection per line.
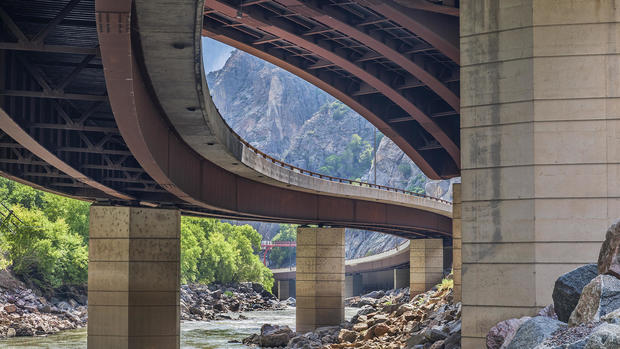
xmin=1 ymin=307 xmax=358 ymax=349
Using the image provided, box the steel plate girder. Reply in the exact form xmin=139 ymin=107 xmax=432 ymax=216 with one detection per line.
xmin=96 ymin=0 xmax=452 ymax=238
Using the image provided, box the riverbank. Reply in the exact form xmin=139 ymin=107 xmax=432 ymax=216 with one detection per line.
xmin=0 ymin=269 xmax=289 ymax=339
xmin=244 ymin=282 xmax=461 ymax=348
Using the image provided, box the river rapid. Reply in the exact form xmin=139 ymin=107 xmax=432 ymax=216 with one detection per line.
xmin=1 ymin=307 xmax=358 ymax=349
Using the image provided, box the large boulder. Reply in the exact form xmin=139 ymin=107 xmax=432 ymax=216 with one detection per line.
xmin=569 ymin=275 xmax=620 ymax=326
xmin=584 ymin=323 xmax=620 ymax=348
xmin=553 ymin=264 xmax=599 ymax=322
xmin=258 ymin=324 xmax=295 ymax=347
xmin=505 ymin=317 xmax=566 ymax=349
xmin=598 ymin=220 xmax=620 ymax=278
xmin=486 ymin=316 xmax=531 ymax=349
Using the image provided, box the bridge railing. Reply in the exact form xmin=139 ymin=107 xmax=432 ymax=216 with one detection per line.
xmin=222 ymin=121 xmax=452 ymax=205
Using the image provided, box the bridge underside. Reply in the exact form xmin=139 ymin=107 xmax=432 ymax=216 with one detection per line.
xmin=203 ymin=0 xmax=460 ymax=179
xmin=0 ymin=0 xmax=452 ymax=239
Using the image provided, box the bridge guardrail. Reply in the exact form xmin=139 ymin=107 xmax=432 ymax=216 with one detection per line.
xmin=222 ymin=122 xmax=452 ymax=205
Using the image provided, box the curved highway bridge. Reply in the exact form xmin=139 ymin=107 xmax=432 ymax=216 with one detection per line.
xmin=1 ymin=0 xmax=614 ymax=348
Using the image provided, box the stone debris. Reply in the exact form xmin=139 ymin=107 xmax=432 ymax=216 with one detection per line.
xmin=0 ymin=285 xmax=87 ymax=339
xmin=181 ymin=283 xmax=288 ymax=321
xmin=568 ymin=275 xmax=620 ymax=326
xmin=598 ymin=220 xmax=620 ymax=278
xmin=245 ymin=284 xmax=461 ymax=348
xmin=553 ymin=264 xmax=599 ymax=322
xmin=488 ymin=220 xmax=620 ymax=348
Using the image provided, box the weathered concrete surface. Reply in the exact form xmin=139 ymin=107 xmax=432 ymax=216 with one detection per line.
xmin=410 ymin=239 xmax=444 ymax=295
xmin=460 ymin=1 xmax=619 ymax=346
xmin=88 ymin=206 xmax=181 ymax=349
xmin=296 ymin=227 xmax=345 ymax=333
xmin=452 ymin=183 xmax=461 ymax=303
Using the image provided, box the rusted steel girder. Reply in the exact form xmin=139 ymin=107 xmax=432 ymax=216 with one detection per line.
xmin=355 ymin=0 xmax=459 ymax=64
xmin=96 ymin=0 xmax=451 ymax=238
xmin=277 ymin=0 xmax=460 ymax=110
xmin=204 ymin=0 xmax=460 ymax=169
xmin=0 ymin=108 xmax=134 ymax=200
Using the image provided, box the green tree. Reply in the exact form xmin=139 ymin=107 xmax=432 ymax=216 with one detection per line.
xmin=0 ymin=206 xmax=88 ymax=290
xmin=319 ymin=134 xmax=372 ymax=180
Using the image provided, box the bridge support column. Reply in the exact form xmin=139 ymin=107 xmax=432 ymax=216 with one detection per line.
xmin=277 ymin=280 xmax=291 ymax=301
xmin=296 ymin=227 xmax=345 ymax=333
xmin=410 ymin=239 xmax=443 ymax=296
xmin=88 ymin=206 xmax=180 ymax=349
xmin=452 ymin=183 xmax=461 ymax=303
xmin=461 ymin=1 xmax=618 ymax=347
xmin=394 ymin=268 xmax=409 ymax=290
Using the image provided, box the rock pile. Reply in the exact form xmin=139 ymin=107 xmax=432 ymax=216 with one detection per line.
xmin=344 ymin=288 xmax=410 ymax=308
xmin=0 ymin=285 xmax=87 ymax=338
xmin=181 ymin=282 xmax=287 ymax=321
xmin=245 ymin=283 xmax=461 ymax=348
xmin=487 ymin=220 xmax=620 ymax=348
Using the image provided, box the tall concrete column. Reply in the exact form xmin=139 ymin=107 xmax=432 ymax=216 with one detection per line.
xmin=278 ymin=280 xmax=290 ymax=301
xmin=410 ymin=239 xmax=444 ymax=295
xmin=452 ymin=183 xmax=461 ymax=303
xmin=394 ymin=268 xmax=410 ymax=289
xmin=88 ymin=206 xmax=180 ymax=349
xmin=461 ymin=1 xmax=618 ymax=347
xmin=296 ymin=227 xmax=345 ymax=333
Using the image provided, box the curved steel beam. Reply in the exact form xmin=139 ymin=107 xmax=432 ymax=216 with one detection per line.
xmin=356 ymin=0 xmax=460 ymax=64
xmin=278 ymin=0 xmax=460 ymax=110
xmin=96 ymin=0 xmax=452 ymax=238
xmin=393 ymin=0 xmax=459 ymax=17
xmin=205 ymin=0 xmax=460 ymax=168
xmin=0 ymin=107 xmax=134 ymax=201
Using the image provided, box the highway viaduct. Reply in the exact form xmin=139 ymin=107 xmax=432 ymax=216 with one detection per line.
xmin=0 ymin=0 xmax=617 ymax=348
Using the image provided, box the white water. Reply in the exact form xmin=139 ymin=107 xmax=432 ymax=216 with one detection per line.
xmin=1 ymin=307 xmax=358 ymax=348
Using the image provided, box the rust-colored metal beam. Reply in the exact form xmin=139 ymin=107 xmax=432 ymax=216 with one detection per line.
xmin=204 ymin=0 xmax=460 ymax=168
xmin=278 ymin=0 xmax=459 ymax=111
xmin=355 ymin=0 xmax=459 ymax=63
xmin=97 ymin=0 xmax=451 ymax=237
xmin=0 ymin=107 xmax=134 ymax=201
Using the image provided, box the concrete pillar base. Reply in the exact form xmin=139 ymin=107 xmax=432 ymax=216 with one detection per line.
xmin=88 ymin=206 xmax=180 ymax=349
xmin=394 ymin=268 xmax=410 ymax=290
xmin=296 ymin=227 xmax=344 ymax=333
xmin=410 ymin=239 xmax=444 ymax=296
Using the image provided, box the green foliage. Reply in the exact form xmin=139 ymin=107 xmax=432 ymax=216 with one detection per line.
xmin=318 ymin=134 xmax=372 ymax=179
xmin=405 ymin=173 xmax=427 ymax=195
xmin=0 ymin=177 xmax=273 ymax=292
xmin=180 ymin=217 xmax=273 ymax=292
xmin=328 ymin=101 xmax=350 ymax=121
xmin=398 ymin=163 xmax=412 ymax=178
xmin=0 ymin=206 xmax=87 ymax=290
xmin=268 ymin=224 xmax=296 ymax=268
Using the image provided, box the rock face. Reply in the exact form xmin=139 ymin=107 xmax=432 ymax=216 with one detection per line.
xmin=568 ymin=274 xmax=620 ymax=325
xmin=598 ymin=220 xmax=620 ymax=278
xmin=486 ymin=316 xmax=531 ymax=349
xmin=505 ymin=317 xmax=566 ymax=349
xmin=553 ymin=264 xmax=599 ymax=322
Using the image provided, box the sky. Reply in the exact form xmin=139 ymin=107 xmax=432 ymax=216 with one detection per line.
xmin=202 ymin=37 xmax=235 ymax=74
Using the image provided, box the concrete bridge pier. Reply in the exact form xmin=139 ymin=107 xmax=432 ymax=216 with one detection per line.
xmin=277 ymin=279 xmax=295 ymax=300
xmin=296 ymin=227 xmax=345 ymax=333
xmin=452 ymin=183 xmax=461 ymax=303
xmin=87 ymin=206 xmax=180 ymax=349
xmin=410 ymin=239 xmax=444 ymax=296
xmin=461 ymin=1 xmax=620 ymax=346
